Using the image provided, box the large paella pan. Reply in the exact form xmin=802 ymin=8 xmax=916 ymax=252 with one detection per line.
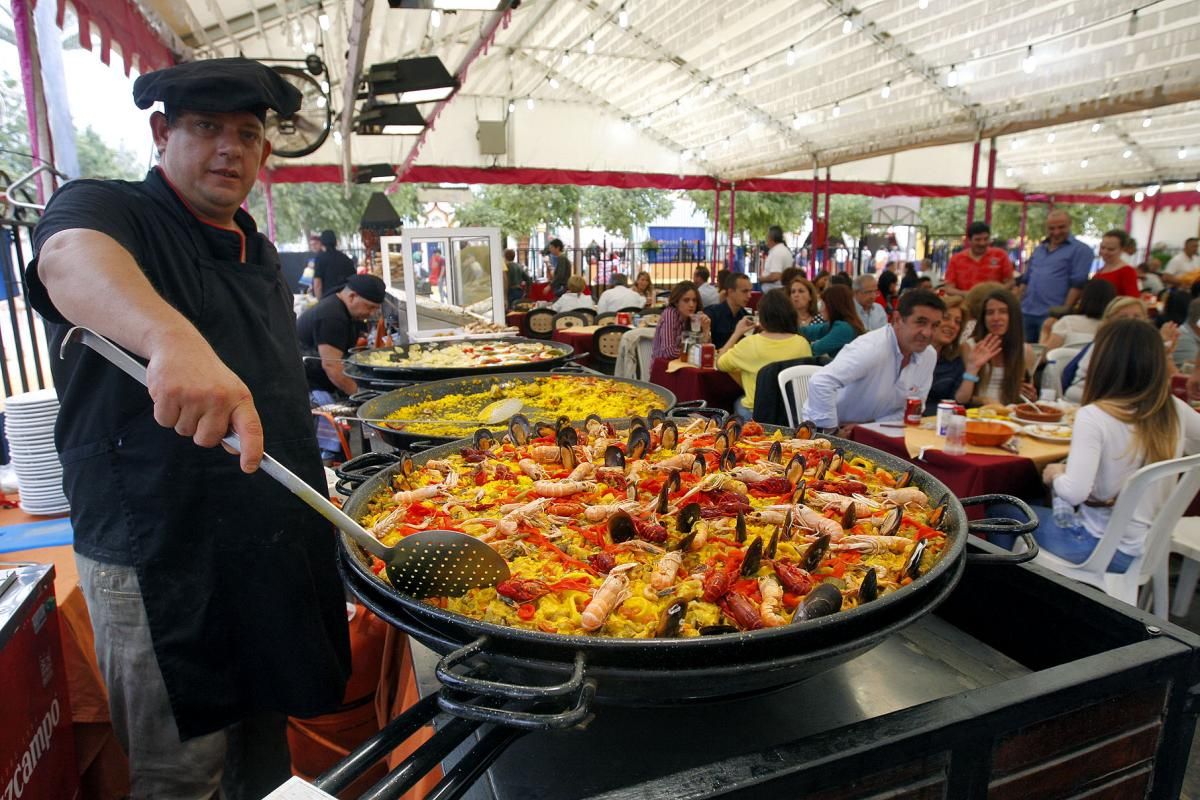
xmin=346 ymin=336 xmax=577 ymax=381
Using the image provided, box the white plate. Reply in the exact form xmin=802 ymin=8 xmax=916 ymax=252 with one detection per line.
xmin=5 ymin=388 xmax=59 ymax=407
xmin=1022 ymin=423 xmax=1073 ymax=442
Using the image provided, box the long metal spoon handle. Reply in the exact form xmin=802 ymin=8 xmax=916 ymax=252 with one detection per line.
xmin=60 ymin=326 xmax=388 ymax=558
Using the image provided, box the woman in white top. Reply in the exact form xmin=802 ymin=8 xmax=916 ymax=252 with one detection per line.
xmin=1040 ymin=278 xmax=1116 ymax=350
xmin=963 ymin=289 xmax=1035 ymax=405
xmin=990 ymin=318 xmax=1200 ymax=571
xmin=551 ymin=275 xmax=596 ymax=313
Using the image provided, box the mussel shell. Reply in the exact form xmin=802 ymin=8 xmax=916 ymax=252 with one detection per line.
xmin=795 ymin=420 xmax=817 ymax=440
xmin=677 ymin=502 xmax=702 ymax=534
xmin=675 ymin=529 xmax=698 ymax=552
xmin=656 ymin=482 xmax=671 ymax=514
xmin=896 ymin=467 xmax=915 ymax=489
xmin=398 ymin=451 xmax=415 ymax=476
xmin=584 ymin=412 xmax=603 ymax=430
xmin=720 ymin=447 xmax=737 ymax=472
xmin=783 ymin=507 xmax=794 ymax=539
xmin=534 ymin=420 xmax=558 ymax=438
xmin=791 ymin=479 xmax=807 ymax=506
xmin=765 ymin=527 xmax=780 ymax=559
xmin=609 ymin=511 xmax=637 ymax=543
xmin=740 ymin=537 xmax=763 ymax=576
xmin=801 ymin=533 xmax=831 ymax=572
xmin=840 ymin=502 xmax=856 ymax=530
xmin=508 ymin=414 xmax=531 ymax=446
xmin=724 ymin=419 xmax=743 ymax=443
xmin=794 ymin=582 xmax=843 ymax=622
xmin=627 ymin=427 xmax=651 ymax=460
xmin=767 ymin=441 xmax=783 ymax=464
xmin=690 ymin=456 xmax=706 ymax=477
xmin=699 ymin=625 xmax=738 ymax=636
xmin=629 ymin=416 xmax=647 ymax=432
xmin=557 ymin=426 xmax=579 ymax=448
xmin=655 ymin=599 xmax=689 ymax=638
xmin=814 ymin=454 xmax=831 ymax=481
xmin=828 ymin=448 xmax=844 ymax=472
xmin=859 ymin=568 xmax=879 ymax=603
xmin=556 ymin=415 xmax=571 ymax=430
xmin=928 ymin=499 xmax=949 ymax=530
xmin=604 ymin=445 xmax=626 ymax=468
xmin=712 ymin=431 xmax=729 ymax=454
xmin=647 ymin=409 xmax=667 ymax=427
xmin=905 ymin=539 xmax=927 ymax=579
xmin=880 ymin=507 xmax=902 ymax=537
xmin=472 ymin=428 xmax=497 ymax=450
xmin=660 ymin=420 xmax=679 ymax=451
xmin=665 ymin=469 xmax=682 ymax=493
xmin=560 ymin=444 xmax=577 ymax=471
xmin=785 ymin=454 xmax=806 ymax=486
xmin=735 ymin=511 xmax=747 ymax=543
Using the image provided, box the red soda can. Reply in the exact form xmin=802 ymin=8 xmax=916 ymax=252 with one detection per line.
xmin=616 ymin=312 xmax=632 ymax=326
xmin=905 ymin=395 xmax=922 ymax=425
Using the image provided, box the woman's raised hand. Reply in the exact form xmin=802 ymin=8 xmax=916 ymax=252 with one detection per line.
xmin=967 ymin=333 xmax=1003 ymax=372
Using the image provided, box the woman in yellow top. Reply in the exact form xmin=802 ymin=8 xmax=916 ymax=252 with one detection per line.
xmin=717 ymin=288 xmax=812 ymax=420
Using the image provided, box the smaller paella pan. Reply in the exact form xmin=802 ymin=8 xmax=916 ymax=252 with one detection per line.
xmin=353 ymin=372 xmax=679 ymax=449
xmin=346 ymin=336 xmax=577 ymax=381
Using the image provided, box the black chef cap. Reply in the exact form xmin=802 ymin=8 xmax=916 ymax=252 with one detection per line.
xmin=345 ymin=275 xmax=386 ymax=303
xmin=133 ymin=57 xmax=303 ymax=121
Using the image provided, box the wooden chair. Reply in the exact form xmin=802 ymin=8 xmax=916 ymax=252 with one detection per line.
xmin=594 ymin=312 xmax=619 ymax=326
xmin=590 ymin=325 xmax=628 ymax=375
xmin=1033 ymin=453 xmax=1200 ymax=620
xmin=552 ymin=311 xmax=590 ymax=330
xmin=574 ymin=307 xmax=598 ymax=325
xmin=526 ymin=308 xmax=556 ymax=339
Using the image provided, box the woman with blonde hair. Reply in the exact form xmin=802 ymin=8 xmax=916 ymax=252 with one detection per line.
xmin=989 ymin=319 xmax=1200 ymax=570
xmin=633 ymin=271 xmax=655 ymax=308
xmin=1061 ymin=297 xmax=1179 ymax=402
xmin=551 ymin=274 xmax=597 ymax=313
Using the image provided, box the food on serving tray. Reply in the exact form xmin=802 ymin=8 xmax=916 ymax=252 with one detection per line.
xmin=356 ymin=418 xmax=950 ymax=637
xmin=357 ymin=341 xmax=560 ymax=369
xmin=381 ymin=375 xmax=667 ymax=437
xmin=976 ymin=403 xmax=1012 ymax=420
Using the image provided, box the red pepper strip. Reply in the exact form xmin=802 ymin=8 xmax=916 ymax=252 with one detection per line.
xmin=910 ymin=520 xmax=941 ymax=541
xmin=842 ymin=464 xmax=867 ymax=477
xmin=707 ymin=535 xmax=743 ymax=549
xmin=782 ymin=592 xmax=801 ymax=609
xmin=577 ymin=525 xmax=607 ymax=548
xmin=517 ymin=604 xmax=536 ymax=620
xmin=830 ymin=560 xmax=847 ymax=578
xmin=371 ymin=557 xmax=386 ymax=575
xmin=523 ymin=530 xmax=596 ymax=574
xmin=731 ymin=577 xmax=758 ymax=595
xmin=549 ymin=577 xmax=593 ymax=592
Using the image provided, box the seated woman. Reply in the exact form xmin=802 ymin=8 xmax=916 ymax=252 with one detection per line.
xmin=1174 ymin=298 xmax=1200 ymax=369
xmin=963 ymin=289 xmax=1036 ymax=405
xmin=1062 ymin=298 xmax=1179 ymax=402
xmin=1039 ymin=278 xmax=1117 ymax=350
xmin=717 ymin=289 xmax=812 ymax=420
xmin=551 ymin=274 xmax=596 ymax=313
xmin=1091 ymin=229 xmax=1140 ymax=298
xmin=788 ymin=275 xmax=824 ymax=328
xmin=650 ymin=280 xmax=710 ymax=360
xmin=924 ymin=296 xmax=1001 ymax=414
xmin=989 ymin=319 xmax=1200 ymax=570
xmin=876 ymin=270 xmax=899 ymax=319
xmin=633 ymin=271 xmax=656 ymax=308
xmin=799 ymin=284 xmax=864 ymax=360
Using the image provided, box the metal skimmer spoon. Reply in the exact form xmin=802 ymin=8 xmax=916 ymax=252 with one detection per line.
xmin=61 ymin=327 xmax=510 ymax=598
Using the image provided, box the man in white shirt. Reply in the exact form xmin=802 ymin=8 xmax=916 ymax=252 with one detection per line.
xmin=1163 ymin=238 xmax=1200 ymax=287
xmin=760 ymin=225 xmax=790 ymax=291
xmin=694 ymin=266 xmax=720 ymax=307
xmin=802 ymin=289 xmax=946 ymax=433
xmin=595 ymin=273 xmax=646 ymax=315
xmin=853 ymin=274 xmax=888 ymax=331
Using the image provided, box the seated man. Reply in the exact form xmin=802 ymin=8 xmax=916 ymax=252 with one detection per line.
xmin=596 ymin=273 xmax=646 ymax=315
xmin=694 ymin=265 xmax=719 ymax=307
xmin=852 ymin=274 xmax=889 ymax=331
xmin=297 ymin=274 xmax=385 ymax=460
xmin=704 ymin=272 xmax=752 ymax=349
xmin=802 ymin=289 xmax=946 ymax=433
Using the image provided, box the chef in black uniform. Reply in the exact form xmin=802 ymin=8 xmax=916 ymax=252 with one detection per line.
xmin=27 ymin=58 xmax=350 ymax=799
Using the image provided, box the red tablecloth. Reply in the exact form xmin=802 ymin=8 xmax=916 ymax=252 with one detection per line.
xmin=748 ymin=291 xmax=762 ymax=311
xmin=528 ymin=282 xmax=555 ymax=302
xmin=848 ymin=425 xmax=1046 ymax=507
xmin=552 ymin=327 xmax=595 ymax=366
xmin=1173 ymin=373 xmax=1188 ymax=400
xmin=650 ymin=357 xmax=742 ymax=413
xmin=506 ymin=311 xmax=527 ymax=335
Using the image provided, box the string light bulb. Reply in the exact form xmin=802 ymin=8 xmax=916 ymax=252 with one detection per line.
xmin=1091 ymin=122 xmax=1102 ymax=133
xmin=1046 ymin=132 xmax=1055 ymax=143
xmin=947 ymin=65 xmax=959 ymax=87
xmin=1147 ymin=184 xmax=1160 ymax=196
xmin=1022 ymin=46 xmax=1036 ymax=74
xmin=548 ymin=77 xmax=560 ymax=89
xmin=831 ymin=101 xmax=841 ymax=118
xmin=881 ymin=81 xmax=891 ymax=99
xmin=918 ymin=0 xmax=929 ymax=7
xmin=1110 ymin=190 xmax=1121 ymax=199
xmin=742 ymin=69 xmax=752 ymax=86
xmin=585 ymin=35 xmax=596 ymax=54
xmin=1134 ymin=191 xmax=1145 ymax=202
xmin=526 ymin=97 xmax=535 ymax=110
xmin=1122 ymin=148 xmax=1132 ymax=159
xmin=1179 ymin=146 xmax=1188 ymax=159
xmin=561 ymin=51 xmax=571 ymax=66
xmin=318 ymin=5 xmax=330 ymax=31
xmin=792 ymin=112 xmax=803 ymax=130
xmin=430 ymin=8 xmax=442 ymax=28
xmin=1041 ymin=162 xmax=1050 ymax=175
xmin=842 ymin=16 xmax=854 ymax=34
xmin=332 ymin=130 xmax=343 ymax=145
xmin=1079 ymin=157 xmax=1088 ymax=168
xmin=508 ymin=100 xmax=515 ymax=112
xmin=618 ymin=5 xmax=629 ymax=28
xmin=786 ymin=46 xmax=797 ymax=67
xmin=1005 ymin=166 xmax=1014 ymax=177
xmin=1142 ymin=114 xmax=1152 ymax=128
xmin=701 ymin=82 xmax=714 ymax=98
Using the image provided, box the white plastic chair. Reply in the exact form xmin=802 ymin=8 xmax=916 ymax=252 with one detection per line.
xmin=1033 ymin=453 xmax=1200 ymax=619
xmin=1041 ymin=344 xmax=1088 ymax=400
xmin=1169 ymin=518 xmax=1200 ymax=617
xmin=777 ymin=364 xmax=823 ymax=428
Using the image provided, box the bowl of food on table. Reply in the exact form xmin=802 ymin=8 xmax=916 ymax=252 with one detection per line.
xmin=1009 ymin=402 xmax=1064 ymax=424
xmin=963 ymin=420 xmax=1017 ymax=448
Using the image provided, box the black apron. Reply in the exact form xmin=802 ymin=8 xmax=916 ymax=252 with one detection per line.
xmin=54 ymin=178 xmax=350 ymax=739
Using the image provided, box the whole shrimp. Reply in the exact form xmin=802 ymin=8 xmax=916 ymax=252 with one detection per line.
xmin=758 ymin=575 xmax=788 ymax=627
xmin=580 ymin=563 xmax=636 ymax=632
xmin=583 ymin=501 xmax=641 ymax=522
xmin=651 ymin=551 xmax=683 ymax=590
xmin=518 ymin=458 xmax=547 ymax=480
xmin=649 ymin=452 xmax=698 ymax=472
xmin=567 ymin=461 xmax=595 ymax=482
xmin=808 ymin=490 xmax=880 ymax=518
xmin=830 ymin=535 xmax=915 ymax=555
xmin=496 ymin=497 xmax=551 ymax=536
xmin=390 ymin=485 xmax=445 ymax=504
xmin=530 ymin=445 xmax=565 ymax=463
xmin=532 ymin=479 xmax=596 ymax=497
xmin=882 ymin=487 xmax=928 ymax=507
xmin=791 ymin=504 xmax=845 ymax=539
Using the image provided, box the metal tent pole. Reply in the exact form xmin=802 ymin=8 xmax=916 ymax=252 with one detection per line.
xmin=712 ymin=186 xmax=721 ymax=271
xmin=984 ymin=137 xmax=997 ymax=226
xmin=1017 ymin=197 xmax=1028 ymax=273
xmin=728 ymin=183 xmax=737 ymax=271
xmin=823 ymin=167 xmax=832 ymax=270
xmin=811 ymin=162 xmax=820 ymax=268
xmin=965 ymin=135 xmax=981 ymax=231
xmin=264 ymin=179 xmax=277 ymax=242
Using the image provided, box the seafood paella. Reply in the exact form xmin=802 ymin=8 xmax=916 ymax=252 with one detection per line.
xmin=354 ymin=340 xmax=561 ymax=369
xmin=356 ymin=416 xmax=951 ymax=637
xmin=380 ymin=375 xmax=667 ymax=438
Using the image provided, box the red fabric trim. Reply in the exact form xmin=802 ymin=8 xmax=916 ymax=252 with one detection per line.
xmin=1133 ymin=190 xmax=1200 ymax=212
xmin=38 ymin=0 xmax=174 ymax=75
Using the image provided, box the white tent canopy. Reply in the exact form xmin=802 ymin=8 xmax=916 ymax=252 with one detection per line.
xmin=68 ymin=0 xmax=1200 ymax=192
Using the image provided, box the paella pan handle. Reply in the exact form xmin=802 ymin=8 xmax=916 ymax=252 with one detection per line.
xmin=334 ymin=451 xmax=403 ymax=493
xmin=348 ymin=389 xmax=384 ymax=404
xmin=959 ymin=493 xmax=1040 ymax=564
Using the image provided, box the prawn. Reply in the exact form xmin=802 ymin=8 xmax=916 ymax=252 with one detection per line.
xmin=791 ymin=504 xmax=845 ymax=539
xmin=530 ymin=445 xmax=565 ymax=463
xmin=649 ymin=452 xmax=698 ymax=472
xmin=830 ymin=535 xmax=914 ymax=555
xmin=882 ymin=488 xmax=928 ymax=507
xmin=758 ymin=576 xmax=788 ymax=627
xmin=496 ymin=497 xmax=551 ymax=537
xmin=532 ymin=479 xmax=596 ymax=497
xmin=390 ymin=485 xmax=444 ymax=505
xmin=808 ymin=490 xmax=880 ymax=518
xmin=518 ymin=458 xmax=547 ymax=480
xmin=651 ymin=551 xmax=683 ymax=590
xmin=567 ymin=461 xmax=595 ymax=482
xmin=580 ymin=563 xmax=636 ymax=632
xmin=583 ymin=501 xmax=641 ymax=522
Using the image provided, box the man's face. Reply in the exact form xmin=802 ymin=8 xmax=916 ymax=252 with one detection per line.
xmin=893 ymin=304 xmax=942 ymax=356
xmin=1045 ymin=213 xmax=1071 ymax=245
xmin=855 ymin=278 xmax=877 ymax=309
xmin=152 ymin=110 xmax=271 ymax=224
xmin=309 ymin=236 xmax=322 ymax=253
xmin=346 ymin=292 xmax=382 ymax=321
xmin=728 ymin=277 xmax=752 ymax=310
xmin=969 ymin=232 xmax=990 ymax=256
xmin=1186 ymin=240 xmax=1199 ymax=257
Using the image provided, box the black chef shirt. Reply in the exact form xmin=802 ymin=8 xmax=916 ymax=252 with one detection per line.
xmin=297 ymin=292 xmax=359 ymax=392
xmin=314 ymin=248 xmax=356 ymax=295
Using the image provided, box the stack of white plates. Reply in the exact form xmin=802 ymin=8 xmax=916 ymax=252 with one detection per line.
xmin=5 ymin=388 xmax=68 ymax=515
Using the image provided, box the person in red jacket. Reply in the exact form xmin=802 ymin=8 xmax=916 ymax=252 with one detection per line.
xmin=1092 ymin=229 xmax=1140 ymax=298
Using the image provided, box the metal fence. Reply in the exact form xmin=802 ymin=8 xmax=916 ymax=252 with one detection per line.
xmin=0 ymin=218 xmax=53 ymax=399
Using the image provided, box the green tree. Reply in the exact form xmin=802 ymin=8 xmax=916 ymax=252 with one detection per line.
xmin=827 ymin=195 xmax=873 ymax=241
xmin=917 ymin=197 xmax=970 ymax=238
xmin=578 ymin=187 xmax=672 ymax=238
xmin=686 ymin=190 xmax=811 ymax=240
xmin=456 ymin=184 xmax=580 ymax=240
xmin=75 ymin=126 xmax=142 ymax=180
xmin=244 ymin=181 xmax=421 ymax=244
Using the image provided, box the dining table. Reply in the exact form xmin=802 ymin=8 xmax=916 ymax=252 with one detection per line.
xmin=505 ymin=310 xmax=527 ymax=335
xmin=552 ymin=325 xmax=607 ymax=366
xmin=849 ymin=416 xmax=1071 ymax=508
xmin=649 ymin=356 xmax=743 ymax=414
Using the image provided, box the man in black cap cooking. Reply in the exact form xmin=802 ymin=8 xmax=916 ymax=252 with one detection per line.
xmin=26 ymin=57 xmax=350 ymax=798
xmin=312 ymin=228 xmax=356 ymax=298
xmin=297 ymin=273 xmax=385 ymax=460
